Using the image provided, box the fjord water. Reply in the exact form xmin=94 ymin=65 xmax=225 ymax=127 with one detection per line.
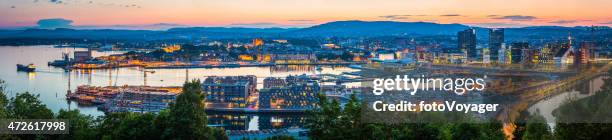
xmin=0 ymin=46 xmax=359 ymax=130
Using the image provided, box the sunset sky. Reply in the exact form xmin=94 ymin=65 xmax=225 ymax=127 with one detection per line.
xmin=1 ymin=0 xmax=611 ymax=29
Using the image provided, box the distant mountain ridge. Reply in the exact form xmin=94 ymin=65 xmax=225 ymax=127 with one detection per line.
xmin=0 ymin=20 xmax=609 ymax=41
xmin=285 ymin=20 xmax=470 ymax=37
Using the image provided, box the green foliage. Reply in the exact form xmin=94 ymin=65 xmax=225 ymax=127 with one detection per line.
xmin=163 ymin=79 xmax=211 ymax=139
xmin=0 ymin=79 xmax=227 ymax=140
xmin=305 ymin=93 xmax=506 ymax=140
xmin=6 ymin=92 xmax=53 ymax=119
xmin=55 ymin=109 xmax=98 ymax=140
xmin=0 ymin=80 xmax=8 ymax=119
xmin=554 ymin=123 xmax=612 ymax=140
xmin=102 ymin=113 xmax=159 ymax=139
xmin=551 ymin=69 xmax=612 ymax=139
xmin=523 ymin=115 xmax=552 ymax=140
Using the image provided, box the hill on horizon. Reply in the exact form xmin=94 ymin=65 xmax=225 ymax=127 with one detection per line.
xmin=0 ymin=20 xmax=609 ymax=41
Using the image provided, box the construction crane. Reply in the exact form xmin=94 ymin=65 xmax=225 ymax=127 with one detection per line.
xmin=140 ymin=68 xmax=155 ymax=86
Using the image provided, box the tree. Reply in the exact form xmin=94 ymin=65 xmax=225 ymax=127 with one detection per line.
xmin=0 ymin=80 xmax=16 ymax=140
xmin=113 ymin=113 xmax=159 ymax=139
xmin=340 ymin=51 xmax=354 ymax=61
xmin=553 ymin=69 xmax=612 ymax=140
xmin=306 ymin=94 xmax=365 ymax=139
xmin=55 ymin=109 xmax=98 ymax=140
xmin=6 ymin=92 xmax=53 ymax=119
xmin=480 ymin=119 xmax=505 ymax=140
xmin=163 ymin=80 xmax=211 ymax=139
xmin=0 ymin=80 xmax=7 ymax=119
xmin=522 ymin=115 xmax=552 ymax=140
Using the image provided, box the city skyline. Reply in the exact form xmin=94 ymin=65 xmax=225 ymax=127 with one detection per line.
xmin=1 ymin=0 xmax=611 ymax=29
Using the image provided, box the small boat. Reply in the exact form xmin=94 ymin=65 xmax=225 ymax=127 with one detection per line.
xmin=316 ymin=66 xmax=323 ymax=71
xmin=92 ymin=98 xmax=106 ymax=105
xmin=16 ymin=64 xmax=36 ymax=72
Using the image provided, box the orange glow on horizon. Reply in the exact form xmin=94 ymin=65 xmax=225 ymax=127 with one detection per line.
xmin=0 ymin=0 xmax=610 ymax=28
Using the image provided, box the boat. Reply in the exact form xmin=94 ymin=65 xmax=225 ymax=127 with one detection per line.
xmin=348 ymin=64 xmax=362 ymax=69
xmin=16 ymin=64 xmax=36 ymax=72
xmin=92 ymin=98 xmax=106 ymax=105
xmin=48 ymin=53 xmax=72 ymax=67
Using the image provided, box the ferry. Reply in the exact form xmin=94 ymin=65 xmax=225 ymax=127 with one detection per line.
xmin=16 ymin=64 xmax=36 ymax=72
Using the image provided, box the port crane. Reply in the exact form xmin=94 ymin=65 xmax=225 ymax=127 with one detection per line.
xmin=140 ymin=68 xmax=155 ymax=86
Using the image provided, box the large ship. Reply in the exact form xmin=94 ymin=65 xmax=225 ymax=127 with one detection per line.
xmin=16 ymin=63 xmax=36 ymax=72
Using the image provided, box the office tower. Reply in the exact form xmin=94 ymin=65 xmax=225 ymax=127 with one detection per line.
xmin=489 ymin=28 xmax=504 ymax=61
xmin=458 ymin=28 xmax=477 ymax=60
xmin=510 ymin=42 xmax=529 ymax=64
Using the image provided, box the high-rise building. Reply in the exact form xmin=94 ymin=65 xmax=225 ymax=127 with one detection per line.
xmin=488 ymin=28 xmax=504 ymax=61
xmin=458 ymin=28 xmax=477 ymax=60
xmin=510 ymin=42 xmax=529 ymax=64
xmin=498 ymin=43 xmax=507 ymax=64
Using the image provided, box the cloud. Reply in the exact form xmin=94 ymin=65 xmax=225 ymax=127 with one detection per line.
xmin=229 ymin=22 xmax=284 ymax=28
xmin=548 ymin=20 xmax=579 ymax=24
xmin=228 ymin=22 xmax=310 ymax=28
xmin=487 ymin=15 xmax=498 ymax=17
xmin=49 ymin=0 xmax=63 ymax=4
xmin=465 ymin=22 xmax=530 ymax=28
xmin=288 ymin=19 xmax=313 ymax=22
xmin=379 ymin=15 xmax=412 ymax=20
xmin=72 ymin=23 xmax=187 ymax=30
xmin=39 ymin=0 xmax=140 ymax=8
xmin=600 ymin=21 xmax=612 ymax=24
xmin=491 ymin=15 xmax=537 ymax=21
xmin=440 ymin=14 xmax=461 ymax=17
xmin=37 ymin=18 xmax=73 ymax=29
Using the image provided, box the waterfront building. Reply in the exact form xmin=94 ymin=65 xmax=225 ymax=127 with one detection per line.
xmin=376 ymin=52 xmax=396 ymax=61
xmin=263 ymin=77 xmax=287 ymax=88
xmin=202 ymin=76 xmax=257 ymax=108
xmin=458 ymin=28 xmax=477 ymax=61
xmin=259 ymin=76 xmax=320 ymax=109
xmin=74 ymin=50 xmax=92 ymax=62
xmin=270 ymin=52 xmax=317 ymax=64
xmin=489 ymin=28 xmax=504 ymax=61
xmin=103 ymin=90 xmax=177 ymax=113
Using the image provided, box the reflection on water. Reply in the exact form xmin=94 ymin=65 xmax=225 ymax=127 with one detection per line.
xmin=207 ymin=112 xmax=307 ymax=131
xmin=528 ymin=76 xmax=605 ymax=128
xmin=0 ymin=46 xmax=356 ymax=130
xmin=27 ymin=72 xmax=36 ymax=80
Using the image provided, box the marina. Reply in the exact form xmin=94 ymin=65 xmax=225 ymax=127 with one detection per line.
xmin=0 ymin=46 xmax=360 ymax=130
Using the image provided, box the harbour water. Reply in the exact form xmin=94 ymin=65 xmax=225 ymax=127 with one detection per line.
xmin=0 ymin=46 xmax=359 ymax=130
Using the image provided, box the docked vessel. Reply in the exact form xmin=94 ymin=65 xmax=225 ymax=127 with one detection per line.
xmin=16 ymin=64 xmax=36 ymax=72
